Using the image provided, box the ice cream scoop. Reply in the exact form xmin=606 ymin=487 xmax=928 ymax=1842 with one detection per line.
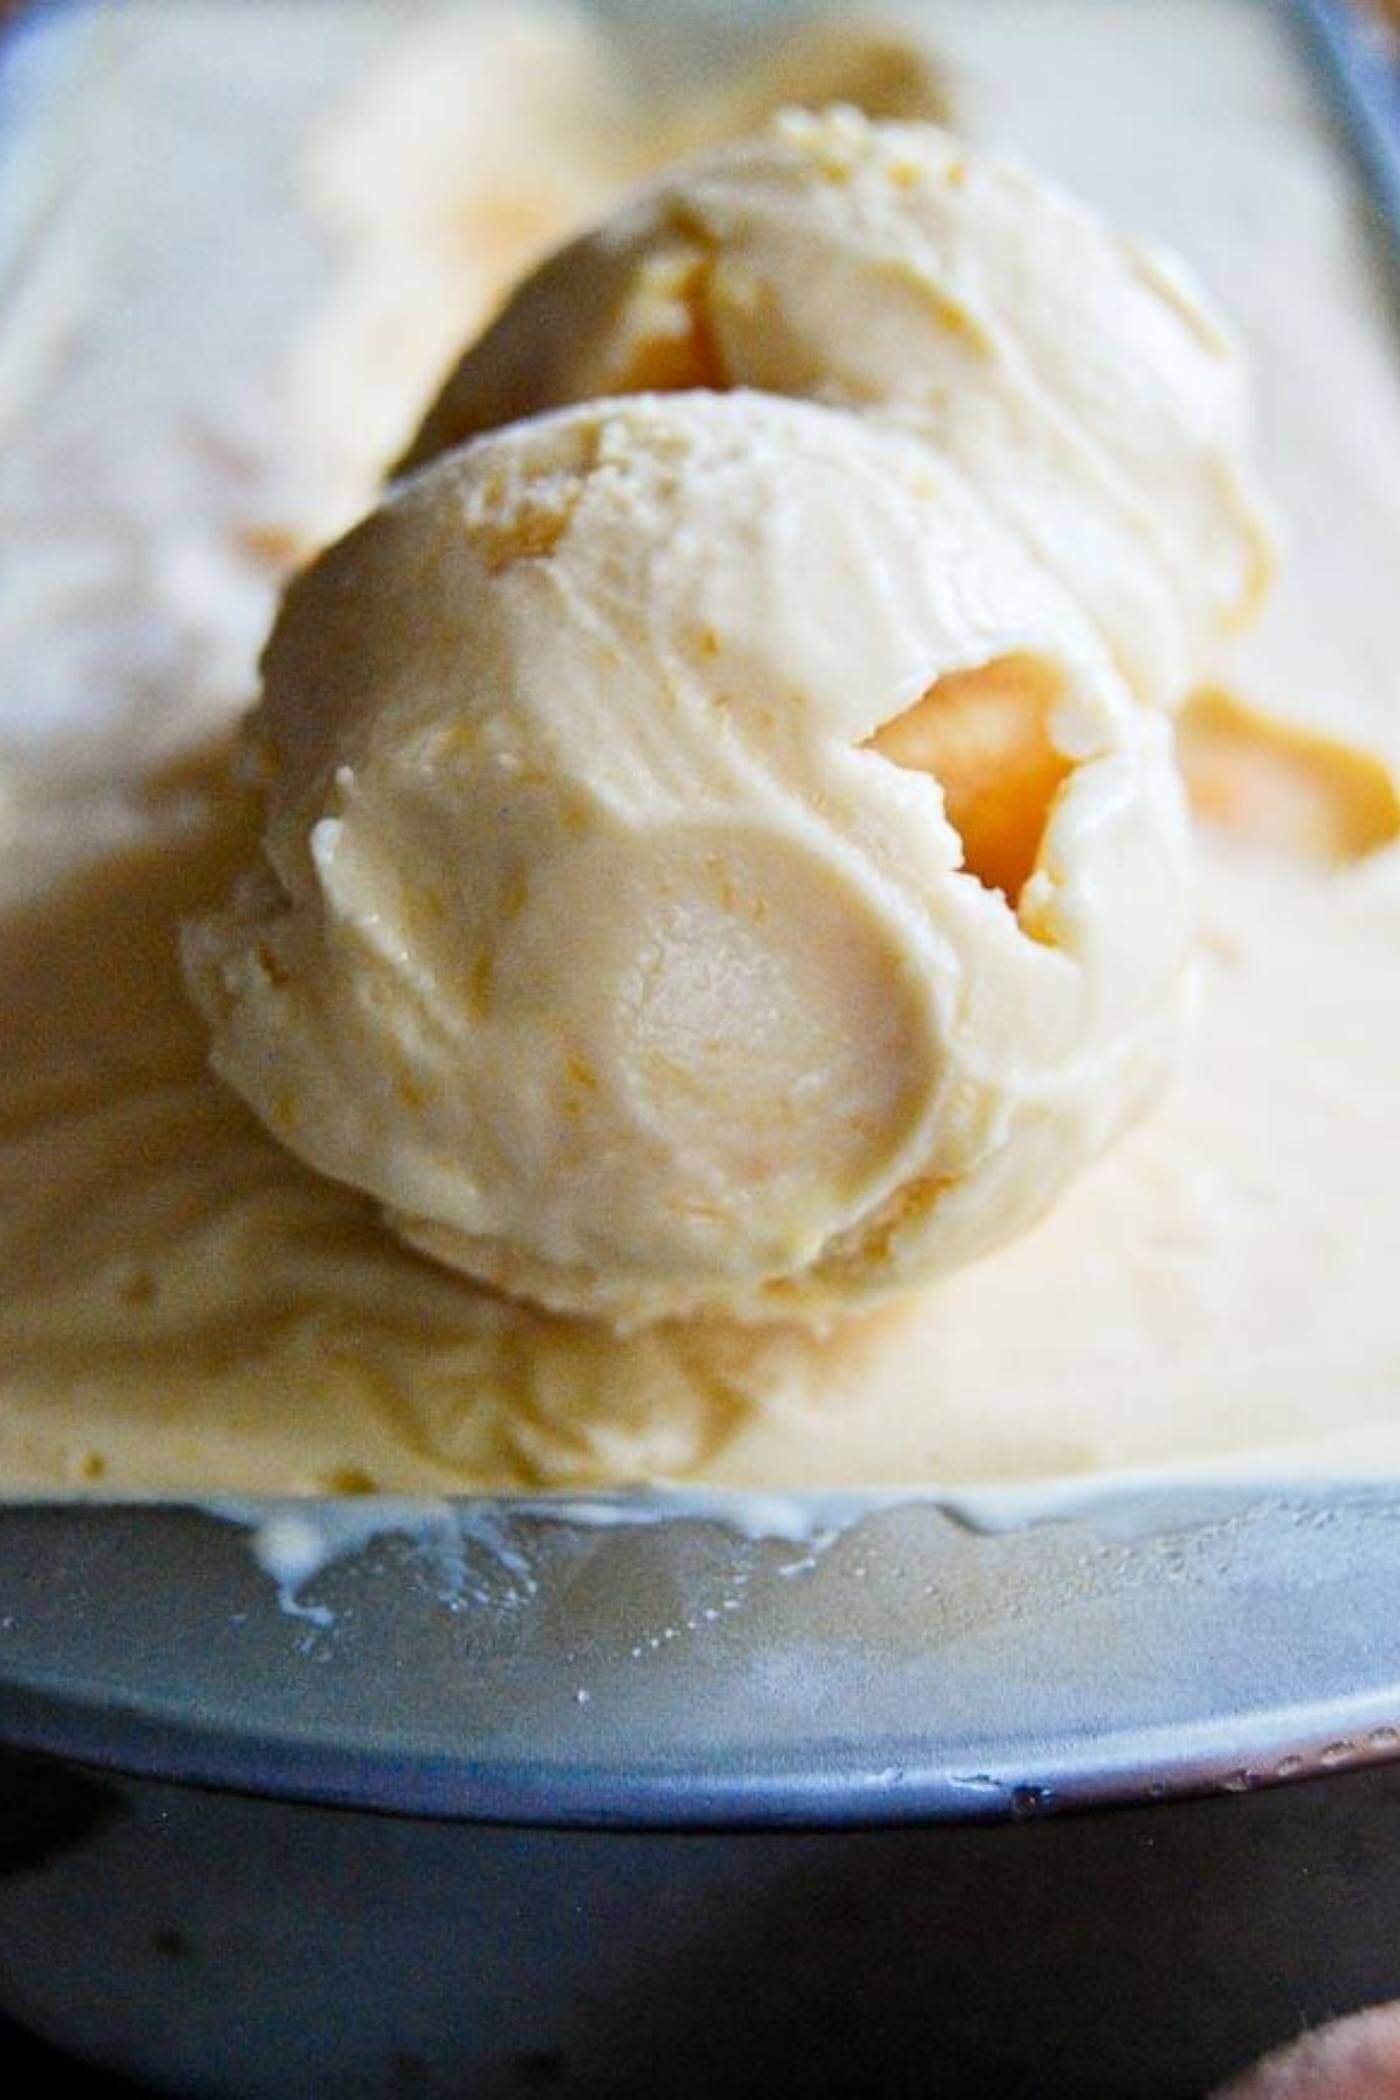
xmin=401 ymin=109 xmax=1273 ymax=711
xmin=184 ymin=391 xmax=1191 ymax=1327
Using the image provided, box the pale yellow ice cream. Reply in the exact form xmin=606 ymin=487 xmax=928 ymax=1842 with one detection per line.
xmin=287 ymin=11 xmax=953 ymax=542
xmin=183 ymin=390 xmax=1191 ymax=1327
xmin=183 ymin=110 xmax=1275 ymax=1329
xmin=5 ymin=724 xmax=1398 ymax=1496
xmin=402 ymin=109 xmax=1274 ymax=712
xmin=5 ymin=0 xmax=1399 ymax=1499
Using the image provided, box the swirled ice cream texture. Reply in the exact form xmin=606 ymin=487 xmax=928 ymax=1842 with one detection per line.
xmin=184 ymin=391 xmax=1191 ymax=1326
xmin=4 ymin=0 xmax=1400 ymax=1496
xmin=402 ymin=109 xmax=1274 ymax=712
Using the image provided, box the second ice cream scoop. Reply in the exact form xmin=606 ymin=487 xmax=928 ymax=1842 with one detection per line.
xmin=185 ymin=391 xmax=1190 ymax=1327
xmin=401 ymin=109 xmax=1273 ymax=712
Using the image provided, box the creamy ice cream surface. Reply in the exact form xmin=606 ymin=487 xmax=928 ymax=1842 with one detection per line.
xmin=184 ymin=390 xmax=1190 ymax=1325
xmin=402 ymin=108 xmax=1273 ymax=711
xmin=2 ymin=0 xmax=1400 ymax=1495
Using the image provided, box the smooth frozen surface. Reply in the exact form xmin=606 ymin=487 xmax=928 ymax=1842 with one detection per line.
xmin=1 ymin=1 xmax=1399 ymax=1495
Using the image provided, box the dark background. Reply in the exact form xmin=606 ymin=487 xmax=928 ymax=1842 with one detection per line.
xmin=0 ymin=2014 xmax=145 ymax=2091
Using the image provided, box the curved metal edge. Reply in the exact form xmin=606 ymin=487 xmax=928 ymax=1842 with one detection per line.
xmin=0 ymin=1481 xmax=1399 ymax=1828
xmin=1288 ymin=0 xmax=1400 ymax=294
xmin=1 ymin=1482 xmax=1398 ymax=1826
xmin=0 ymin=1675 xmax=1398 ymax=1830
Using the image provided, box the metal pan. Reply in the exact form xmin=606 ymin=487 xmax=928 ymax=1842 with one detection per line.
xmin=0 ymin=2 xmax=1398 ymax=2093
